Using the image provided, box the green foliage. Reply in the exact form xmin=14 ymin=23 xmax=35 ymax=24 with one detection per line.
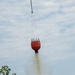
xmin=0 ymin=65 xmax=16 ymax=75
xmin=12 ymin=73 xmax=16 ymax=75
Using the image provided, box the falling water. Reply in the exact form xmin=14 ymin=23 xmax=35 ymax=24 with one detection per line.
xmin=34 ymin=54 xmax=41 ymax=75
xmin=26 ymin=53 xmax=51 ymax=75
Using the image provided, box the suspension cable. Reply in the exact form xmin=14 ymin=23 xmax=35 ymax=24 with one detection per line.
xmin=30 ymin=0 xmax=39 ymax=38
xmin=30 ymin=0 xmax=33 ymax=13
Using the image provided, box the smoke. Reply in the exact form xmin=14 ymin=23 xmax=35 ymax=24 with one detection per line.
xmin=25 ymin=53 xmax=51 ymax=75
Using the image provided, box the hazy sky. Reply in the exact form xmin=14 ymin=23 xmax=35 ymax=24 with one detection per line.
xmin=0 ymin=0 xmax=75 ymax=75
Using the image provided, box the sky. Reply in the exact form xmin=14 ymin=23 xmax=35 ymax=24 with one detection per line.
xmin=0 ymin=0 xmax=75 ymax=75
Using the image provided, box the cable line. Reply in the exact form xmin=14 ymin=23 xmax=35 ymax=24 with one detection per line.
xmin=30 ymin=0 xmax=33 ymax=13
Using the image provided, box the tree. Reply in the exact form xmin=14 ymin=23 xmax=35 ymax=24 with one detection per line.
xmin=0 ymin=65 xmax=16 ymax=75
